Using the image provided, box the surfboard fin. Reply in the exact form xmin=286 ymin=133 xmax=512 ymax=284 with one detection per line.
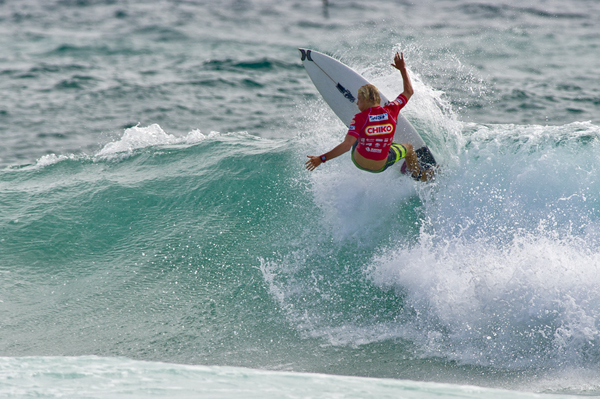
xmin=415 ymin=146 xmax=437 ymax=167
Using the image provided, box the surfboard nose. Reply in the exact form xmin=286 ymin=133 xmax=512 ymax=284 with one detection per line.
xmin=298 ymin=48 xmax=312 ymax=62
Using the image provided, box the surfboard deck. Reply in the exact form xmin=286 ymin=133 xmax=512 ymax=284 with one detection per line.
xmin=299 ymin=48 xmax=436 ymax=172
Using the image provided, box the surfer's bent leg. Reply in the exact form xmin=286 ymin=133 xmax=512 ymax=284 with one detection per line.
xmin=402 ymin=143 xmax=422 ymax=180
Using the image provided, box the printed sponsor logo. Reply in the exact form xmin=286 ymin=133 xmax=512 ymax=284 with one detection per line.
xmin=366 ymin=123 xmax=393 ymax=136
xmin=387 ymin=97 xmax=404 ymax=106
xmin=366 ymin=147 xmax=382 ymax=153
xmin=349 ymin=125 xmax=355 ymax=130
xmin=369 ymin=113 xmax=389 ymax=122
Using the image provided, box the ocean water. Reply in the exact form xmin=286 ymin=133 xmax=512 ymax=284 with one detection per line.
xmin=1 ymin=0 xmax=600 ymax=397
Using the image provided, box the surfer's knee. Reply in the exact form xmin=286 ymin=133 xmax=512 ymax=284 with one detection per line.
xmin=402 ymin=142 xmax=414 ymax=156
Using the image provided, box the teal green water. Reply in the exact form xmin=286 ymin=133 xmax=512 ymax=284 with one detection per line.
xmin=2 ymin=120 xmax=600 ymax=396
xmin=1 ymin=129 xmax=416 ymax=370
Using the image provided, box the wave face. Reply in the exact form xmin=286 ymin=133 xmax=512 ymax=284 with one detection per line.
xmin=2 ymin=120 xmax=600 ymax=395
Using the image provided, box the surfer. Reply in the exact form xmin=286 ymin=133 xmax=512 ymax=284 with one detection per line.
xmin=305 ymin=52 xmax=435 ymax=182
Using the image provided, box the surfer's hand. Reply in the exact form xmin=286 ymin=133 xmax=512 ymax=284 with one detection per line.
xmin=391 ymin=52 xmax=406 ymax=71
xmin=305 ymin=155 xmax=322 ymax=171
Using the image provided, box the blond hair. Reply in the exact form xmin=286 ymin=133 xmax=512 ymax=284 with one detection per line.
xmin=357 ymin=84 xmax=381 ymax=107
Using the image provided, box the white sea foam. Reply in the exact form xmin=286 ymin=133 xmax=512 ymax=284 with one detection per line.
xmin=96 ymin=123 xmax=213 ymax=158
xmin=366 ymin=120 xmax=600 ymax=369
xmin=368 ymin=228 xmax=600 ymax=366
xmin=309 ymin=162 xmax=416 ymax=242
xmin=287 ymin=79 xmax=600 ymax=380
xmin=28 ymin=125 xmax=216 ymax=167
xmin=0 ymin=356 xmax=581 ymax=399
xmin=34 ymin=153 xmax=79 ymax=167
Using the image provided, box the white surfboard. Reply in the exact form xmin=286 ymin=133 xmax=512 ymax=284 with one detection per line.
xmin=299 ymin=48 xmax=436 ymax=172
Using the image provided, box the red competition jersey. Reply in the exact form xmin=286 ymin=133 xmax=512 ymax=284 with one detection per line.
xmin=347 ymin=94 xmax=409 ymax=161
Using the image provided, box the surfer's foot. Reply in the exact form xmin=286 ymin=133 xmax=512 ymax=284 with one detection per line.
xmin=402 ymin=142 xmax=435 ymax=182
xmin=419 ymin=167 xmax=436 ymax=182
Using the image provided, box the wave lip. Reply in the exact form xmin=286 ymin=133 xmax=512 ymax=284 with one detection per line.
xmin=96 ymin=124 xmax=208 ymax=158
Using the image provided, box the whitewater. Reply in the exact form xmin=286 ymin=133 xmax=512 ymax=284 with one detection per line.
xmin=1 ymin=0 xmax=600 ymax=397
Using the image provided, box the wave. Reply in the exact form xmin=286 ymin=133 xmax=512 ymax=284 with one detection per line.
xmin=1 ymin=356 xmax=586 ymax=399
xmin=262 ymin=115 xmax=600 ymax=381
xmin=2 ymin=113 xmax=600 ymax=393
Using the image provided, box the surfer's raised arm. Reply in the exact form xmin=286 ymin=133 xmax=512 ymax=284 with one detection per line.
xmin=391 ymin=52 xmax=413 ymax=101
